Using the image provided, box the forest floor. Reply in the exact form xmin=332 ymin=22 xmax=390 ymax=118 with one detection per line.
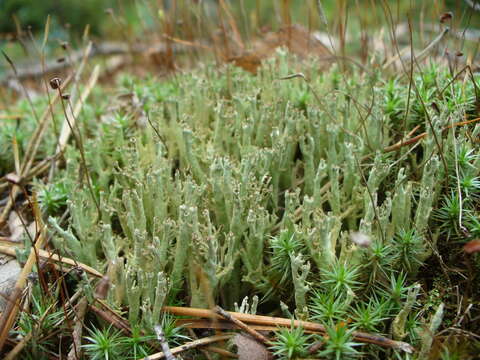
xmin=0 ymin=2 xmax=480 ymax=359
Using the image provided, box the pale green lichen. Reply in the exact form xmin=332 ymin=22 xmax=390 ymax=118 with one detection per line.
xmin=41 ymin=55 xmax=480 ymax=354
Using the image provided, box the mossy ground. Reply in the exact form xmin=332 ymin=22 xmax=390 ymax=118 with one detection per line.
xmin=1 ymin=2 xmax=480 ymax=359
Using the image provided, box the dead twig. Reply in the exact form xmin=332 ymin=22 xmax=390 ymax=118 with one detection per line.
xmin=163 ymin=306 xmax=414 ymax=353
xmin=214 ymin=306 xmax=270 ymax=345
xmin=0 ymin=245 xmax=103 ymax=278
xmin=205 ymin=346 xmax=238 ymax=358
xmin=89 ymin=304 xmax=132 ymax=335
xmin=176 ymin=318 xmax=289 ymax=332
xmin=384 ymin=117 xmax=480 ymax=153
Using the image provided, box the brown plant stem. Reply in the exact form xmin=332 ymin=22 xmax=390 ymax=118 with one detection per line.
xmin=214 ymin=306 xmax=270 ymax=345
xmin=0 ymin=245 xmax=102 ymax=278
xmin=163 ymin=306 xmax=414 ymax=353
xmin=384 ymin=117 xmax=480 ymax=153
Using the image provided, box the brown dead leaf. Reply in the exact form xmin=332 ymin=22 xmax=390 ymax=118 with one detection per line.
xmin=464 ymin=239 xmax=480 ymax=254
xmin=233 ymin=333 xmax=272 ymax=360
xmin=228 ymin=24 xmax=331 ymax=74
xmin=256 ymin=24 xmax=331 ymax=58
xmin=228 ymin=54 xmax=262 ymax=74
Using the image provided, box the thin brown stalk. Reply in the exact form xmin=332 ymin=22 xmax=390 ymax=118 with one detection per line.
xmin=0 ymin=74 xmax=72 ymax=228
xmin=384 ymin=117 xmax=480 ymax=153
xmin=383 ymin=27 xmax=450 ymax=69
xmin=55 ymin=64 xmax=99 ymax=154
xmin=1 ymin=50 xmax=40 ymax=122
xmin=4 ymin=332 xmax=33 ymax=360
xmin=89 ymin=305 xmax=132 ymax=335
xmin=177 ymin=318 xmax=295 ymax=332
xmin=55 ymin=70 xmax=101 ymax=217
xmin=161 ymin=34 xmax=213 ymax=51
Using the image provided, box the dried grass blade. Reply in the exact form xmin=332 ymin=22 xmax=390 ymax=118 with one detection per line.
xmin=140 ymin=334 xmax=233 ymax=360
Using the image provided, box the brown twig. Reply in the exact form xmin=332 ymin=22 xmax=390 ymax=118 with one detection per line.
xmin=177 ymin=318 xmax=288 ymax=332
xmin=4 ymin=332 xmax=33 ymax=360
xmin=163 ymin=306 xmax=414 ymax=353
xmin=89 ymin=304 xmax=132 ymax=335
xmin=214 ymin=306 xmax=270 ymax=345
xmin=0 ymin=245 xmax=103 ymax=278
xmin=140 ymin=334 xmax=233 ymax=360
xmin=384 ymin=116 xmax=480 ymax=153
xmin=91 ymin=299 xmax=163 ymax=353
xmin=383 ymin=26 xmax=449 ymax=69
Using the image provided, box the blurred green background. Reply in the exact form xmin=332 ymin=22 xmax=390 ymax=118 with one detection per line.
xmin=1 ymin=0 xmax=479 ymax=40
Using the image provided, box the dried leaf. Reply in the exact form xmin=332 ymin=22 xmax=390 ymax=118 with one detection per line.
xmin=228 ymin=54 xmax=262 ymax=74
xmin=464 ymin=239 xmax=480 ymax=254
xmin=228 ymin=24 xmax=331 ymax=74
xmin=233 ymin=333 xmax=272 ymax=360
xmin=439 ymin=12 xmax=453 ymax=23
xmin=253 ymin=24 xmax=331 ymax=59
